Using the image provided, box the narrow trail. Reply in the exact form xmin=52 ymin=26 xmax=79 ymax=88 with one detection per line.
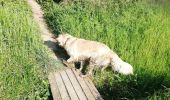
xmin=27 ymin=0 xmax=68 ymax=68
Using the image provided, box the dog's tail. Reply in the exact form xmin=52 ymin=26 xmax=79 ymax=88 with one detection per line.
xmin=109 ymin=51 xmax=133 ymax=75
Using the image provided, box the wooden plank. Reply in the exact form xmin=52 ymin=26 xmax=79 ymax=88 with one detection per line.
xmin=87 ymin=78 xmax=102 ymax=99
xmin=66 ymin=69 xmax=87 ymax=100
xmin=60 ymin=70 xmax=79 ymax=100
xmin=85 ymin=78 xmax=103 ymax=100
xmin=72 ymin=69 xmax=95 ymax=100
xmin=54 ymin=72 xmax=70 ymax=100
xmin=48 ymin=73 xmax=62 ymax=100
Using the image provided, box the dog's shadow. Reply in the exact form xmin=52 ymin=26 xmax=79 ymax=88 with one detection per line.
xmin=44 ymin=40 xmax=70 ymax=61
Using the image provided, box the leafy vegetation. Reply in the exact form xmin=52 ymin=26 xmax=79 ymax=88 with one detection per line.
xmin=38 ymin=0 xmax=170 ymax=99
xmin=0 ymin=0 xmax=60 ymax=99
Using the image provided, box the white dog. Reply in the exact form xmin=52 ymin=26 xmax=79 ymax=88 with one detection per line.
xmin=56 ymin=33 xmax=133 ymax=76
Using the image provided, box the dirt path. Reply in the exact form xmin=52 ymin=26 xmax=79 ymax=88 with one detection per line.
xmin=27 ymin=0 xmax=67 ymax=67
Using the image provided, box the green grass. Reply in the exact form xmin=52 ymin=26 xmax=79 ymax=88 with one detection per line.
xmin=0 ymin=0 xmax=61 ymax=99
xmin=38 ymin=0 xmax=170 ymax=99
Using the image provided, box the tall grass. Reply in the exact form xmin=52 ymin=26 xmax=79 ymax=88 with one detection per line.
xmin=38 ymin=0 xmax=170 ymax=99
xmin=0 ymin=0 xmax=59 ymax=99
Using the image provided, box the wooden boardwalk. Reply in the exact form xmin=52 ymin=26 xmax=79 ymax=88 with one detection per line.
xmin=48 ymin=68 xmax=103 ymax=100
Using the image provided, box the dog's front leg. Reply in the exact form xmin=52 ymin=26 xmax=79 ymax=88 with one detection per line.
xmin=62 ymin=59 xmax=74 ymax=68
xmin=77 ymin=60 xmax=84 ymax=75
xmin=67 ymin=57 xmax=75 ymax=63
xmin=79 ymin=60 xmax=84 ymax=72
xmin=64 ymin=57 xmax=75 ymax=68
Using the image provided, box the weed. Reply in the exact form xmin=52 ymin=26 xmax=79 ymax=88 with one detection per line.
xmin=0 ymin=0 xmax=60 ymax=99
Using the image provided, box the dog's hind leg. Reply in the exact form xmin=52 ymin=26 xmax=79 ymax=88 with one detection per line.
xmin=87 ymin=60 xmax=95 ymax=76
xmin=80 ymin=64 xmax=95 ymax=78
xmin=88 ymin=65 xmax=94 ymax=76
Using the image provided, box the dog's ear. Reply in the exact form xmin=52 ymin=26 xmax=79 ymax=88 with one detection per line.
xmin=57 ymin=32 xmax=66 ymax=38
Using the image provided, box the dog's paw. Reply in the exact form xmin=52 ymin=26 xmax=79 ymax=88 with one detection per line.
xmin=62 ymin=59 xmax=75 ymax=68
xmin=76 ymin=69 xmax=81 ymax=74
xmin=80 ymin=74 xmax=89 ymax=78
xmin=62 ymin=59 xmax=68 ymax=65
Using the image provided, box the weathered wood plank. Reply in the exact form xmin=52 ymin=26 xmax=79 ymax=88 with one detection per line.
xmin=49 ymin=68 xmax=103 ymax=100
xmin=85 ymin=78 xmax=103 ymax=100
xmin=66 ymin=69 xmax=87 ymax=100
xmin=48 ymin=73 xmax=62 ymax=100
xmin=54 ymin=72 xmax=70 ymax=100
xmin=72 ymin=69 xmax=96 ymax=100
xmin=60 ymin=71 xmax=79 ymax=100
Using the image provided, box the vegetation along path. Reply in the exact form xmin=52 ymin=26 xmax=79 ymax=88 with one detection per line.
xmin=27 ymin=0 xmax=65 ymax=63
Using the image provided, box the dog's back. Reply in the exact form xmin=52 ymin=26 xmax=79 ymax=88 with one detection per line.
xmin=73 ymin=39 xmax=111 ymax=57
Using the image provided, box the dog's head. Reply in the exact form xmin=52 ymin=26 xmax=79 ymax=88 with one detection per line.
xmin=112 ymin=60 xmax=133 ymax=75
xmin=56 ymin=33 xmax=72 ymax=46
